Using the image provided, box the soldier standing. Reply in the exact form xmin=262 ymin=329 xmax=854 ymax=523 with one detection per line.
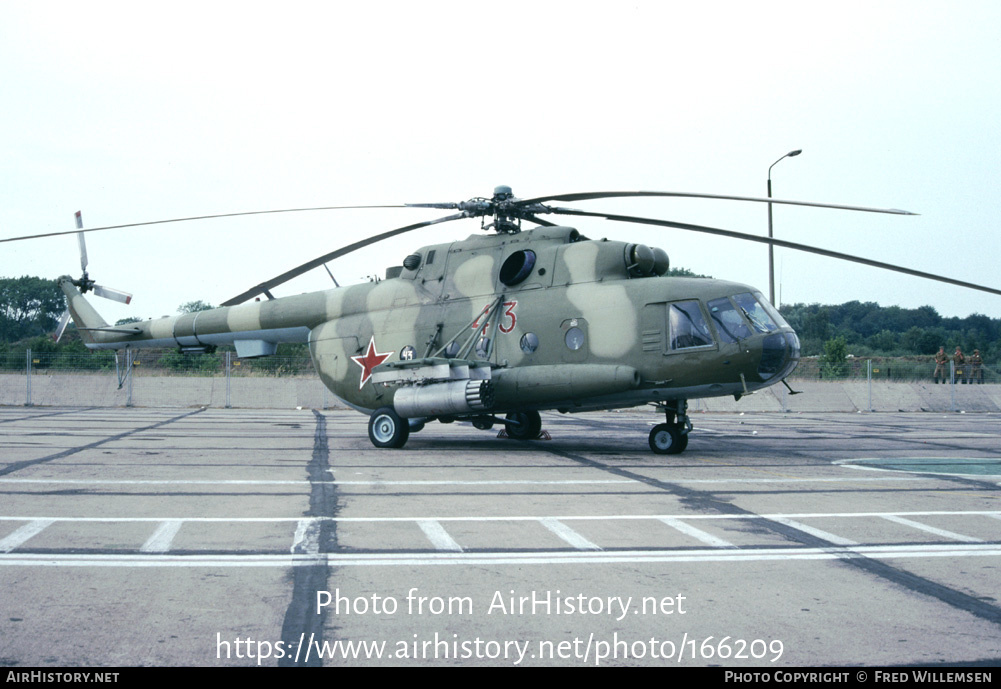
xmin=971 ymin=349 xmax=984 ymax=384
xmin=934 ymin=346 xmax=948 ymax=383
xmin=953 ymin=346 xmax=966 ymax=384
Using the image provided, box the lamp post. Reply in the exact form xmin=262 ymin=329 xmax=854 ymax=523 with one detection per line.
xmin=767 ymin=149 xmax=802 ymax=306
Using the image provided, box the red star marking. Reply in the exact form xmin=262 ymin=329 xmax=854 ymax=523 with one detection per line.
xmin=351 ymin=336 xmax=393 ymax=390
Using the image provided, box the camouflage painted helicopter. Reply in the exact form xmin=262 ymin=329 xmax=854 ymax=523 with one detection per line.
xmin=13 ymin=186 xmax=1001 ymax=454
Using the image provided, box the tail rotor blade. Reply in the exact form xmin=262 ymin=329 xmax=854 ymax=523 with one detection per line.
xmin=53 ymin=310 xmax=71 ymax=342
xmin=93 ymin=284 xmax=133 ymax=305
xmin=76 ymin=211 xmax=89 ymax=273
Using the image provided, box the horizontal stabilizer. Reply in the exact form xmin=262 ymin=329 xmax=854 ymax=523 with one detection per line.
xmin=77 ymin=326 xmax=143 ymax=335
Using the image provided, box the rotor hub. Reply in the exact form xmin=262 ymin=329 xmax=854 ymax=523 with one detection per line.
xmin=73 ymin=272 xmax=96 ymax=294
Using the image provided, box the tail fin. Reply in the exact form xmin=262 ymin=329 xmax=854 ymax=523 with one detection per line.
xmin=58 ymin=277 xmax=109 ymax=346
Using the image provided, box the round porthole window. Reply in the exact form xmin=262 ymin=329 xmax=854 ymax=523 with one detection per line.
xmin=564 ymin=327 xmax=585 ymax=351
xmin=499 ymin=250 xmax=537 ymax=286
xmin=520 ymin=332 xmax=539 ymax=354
xmin=475 ymin=337 xmax=491 ymax=359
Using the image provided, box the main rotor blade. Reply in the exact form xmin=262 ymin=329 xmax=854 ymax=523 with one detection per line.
xmin=523 ymin=214 xmax=557 ymax=227
xmin=524 ymin=191 xmax=917 ymax=216
xmin=556 ymin=209 xmax=1001 ymax=297
xmin=220 ymin=212 xmax=468 ymax=306
xmin=0 ymin=205 xmax=407 ymax=245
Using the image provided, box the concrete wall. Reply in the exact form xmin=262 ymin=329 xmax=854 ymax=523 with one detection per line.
xmin=695 ymin=380 xmax=1001 ymax=414
xmin=4 ymin=372 xmax=1000 ymax=413
xmin=1 ymin=373 xmax=337 ymax=409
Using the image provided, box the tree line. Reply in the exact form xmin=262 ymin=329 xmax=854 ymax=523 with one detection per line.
xmin=779 ymin=301 xmax=1000 ymax=362
xmin=0 ymin=276 xmax=315 ymax=372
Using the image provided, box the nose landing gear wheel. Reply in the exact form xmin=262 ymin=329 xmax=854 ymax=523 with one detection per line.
xmin=649 ymin=423 xmax=688 ymax=455
xmin=369 ymin=406 xmax=410 ymax=448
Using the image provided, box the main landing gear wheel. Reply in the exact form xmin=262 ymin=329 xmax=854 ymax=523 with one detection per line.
xmin=472 ymin=416 xmax=495 ymax=431
xmin=504 ymin=410 xmax=542 ymax=440
xmin=649 ymin=424 xmax=688 ymax=455
xmin=369 ymin=406 xmax=410 ymax=448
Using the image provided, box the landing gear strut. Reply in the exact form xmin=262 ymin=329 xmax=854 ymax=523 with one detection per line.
xmin=649 ymin=400 xmax=691 ymax=455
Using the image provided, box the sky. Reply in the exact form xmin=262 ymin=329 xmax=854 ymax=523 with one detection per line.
xmin=2 ymin=0 xmax=1000 ymax=325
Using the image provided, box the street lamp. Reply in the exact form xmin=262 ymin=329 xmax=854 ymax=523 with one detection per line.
xmin=767 ymin=149 xmax=802 ymax=306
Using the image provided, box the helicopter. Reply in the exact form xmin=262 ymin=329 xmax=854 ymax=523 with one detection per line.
xmin=12 ymin=185 xmax=1001 ymax=454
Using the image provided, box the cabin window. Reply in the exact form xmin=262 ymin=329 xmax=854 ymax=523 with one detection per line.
xmin=520 ymin=332 xmax=539 ymax=354
xmin=732 ymin=293 xmax=778 ymax=334
xmin=668 ymin=300 xmax=714 ymax=350
xmin=475 ymin=337 xmax=491 ymax=359
xmin=564 ymin=326 xmax=585 ymax=351
xmin=707 ymin=297 xmax=752 ymax=343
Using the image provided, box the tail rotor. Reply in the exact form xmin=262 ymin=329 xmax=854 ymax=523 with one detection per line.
xmin=53 ymin=212 xmax=133 ymax=342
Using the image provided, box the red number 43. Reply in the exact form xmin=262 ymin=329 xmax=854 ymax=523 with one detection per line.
xmin=472 ymin=301 xmax=517 ymax=334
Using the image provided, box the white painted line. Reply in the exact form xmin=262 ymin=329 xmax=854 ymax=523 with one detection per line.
xmin=540 ymin=518 xmax=601 ymax=551
xmin=291 ymin=518 xmax=320 ymax=555
xmin=2 ymin=543 xmax=1000 ymax=568
xmin=0 ymin=476 xmax=924 ymax=486
xmin=1 ymin=510 xmax=1000 ymax=524
xmin=140 ymin=520 xmax=183 ymax=553
xmin=641 ymin=476 xmax=924 ymax=485
xmin=767 ymin=517 xmax=858 ymax=546
xmin=0 ymin=478 xmax=633 ymax=486
xmin=835 ymin=458 xmax=1001 ymax=479
xmin=880 ymin=515 xmax=983 ymax=543
xmin=0 ymin=519 xmax=55 ymax=553
xmin=658 ymin=518 xmax=736 ymax=548
xmin=417 ymin=520 xmax=463 ymax=552
xmin=0 ymin=479 xmax=311 ymax=485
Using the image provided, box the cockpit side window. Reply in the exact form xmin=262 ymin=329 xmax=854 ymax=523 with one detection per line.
xmin=732 ymin=292 xmax=779 ymax=334
xmin=668 ymin=300 xmax=714 ymax=350
xmin=707 ymin=297 xmax=752 ymax=343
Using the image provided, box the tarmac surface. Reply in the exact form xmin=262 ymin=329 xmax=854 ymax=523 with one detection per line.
xmin=1 ymin=405 xmax=999 ymax=667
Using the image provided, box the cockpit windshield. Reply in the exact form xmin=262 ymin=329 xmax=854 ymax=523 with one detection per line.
xmin=732 ymin=292 xmax=781 ymax=334
xmin=707 ymin=297 xmax=752 ymax=343
xmin=752 ymin=291 xmax=791 ymax=329
xmin=666 ymin=294 xmax=790 ymax=353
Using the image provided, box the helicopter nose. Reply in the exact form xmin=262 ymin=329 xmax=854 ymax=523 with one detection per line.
xmin=758 ymin=331 xmax=801 ymax=381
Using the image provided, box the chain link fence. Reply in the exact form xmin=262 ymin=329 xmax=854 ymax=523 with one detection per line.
xmin=789 ymin=356 xmax=996 ymax=384
xmin=1 ymin=348 xmax=997 ymax=410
